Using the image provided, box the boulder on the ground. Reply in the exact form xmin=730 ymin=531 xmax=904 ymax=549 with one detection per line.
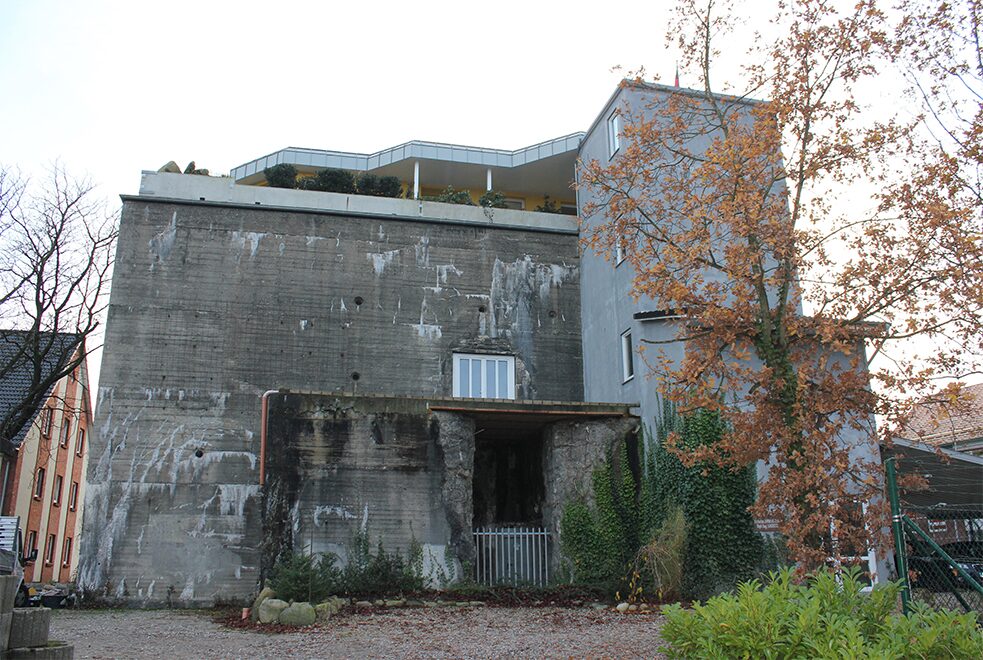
xmin=258 ymin=598 xmax=289 ymax=624
xmin=314 ymin=602 xmax=332 ymax=623
xmin=279 ymin=602 xmax=316 ymax=627
xmin=250 ymin=587 xmax=276 ymax=621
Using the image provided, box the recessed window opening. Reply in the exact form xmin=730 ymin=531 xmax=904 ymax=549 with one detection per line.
xmin=607 ymin=111 xmax=621 ymax=158
xmin=34 ymin=468 xmax=45 ymax=499
xmin=69 ymin=481 xmax=79 ymax=510
xmin=60 ymin=420 xmax=71 ymax=448
xmin=621 ymin=330 xmax=635 ymax=382
xmin=502 ymin=198 xmax=525 ymax=211
xmin=44 ymin=534 xmax=56 ymax=565
xmin=453 ymin=354 xmax=515 ymax=399
xmin=75 ymin=428 xmax=85 ymax=456
xmin=62 ymin=537 xmax=72 ymax=567
xmin=52 ymin=474 xmax=63 ymax=506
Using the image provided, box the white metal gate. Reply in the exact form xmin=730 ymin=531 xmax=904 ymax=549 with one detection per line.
xmin=473 ymin=527 xmax=550 ymax=587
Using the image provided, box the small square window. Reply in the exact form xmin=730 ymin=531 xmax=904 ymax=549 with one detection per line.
xmin=34 ymin=467 xmax=46 ymax=499
xmin=621 ymin=330 xmax=635 ymax=382
xmin=452 ymin=353 xmax=516 ymax=399
xmin=607 ymin=111 xmax=621 ymax=158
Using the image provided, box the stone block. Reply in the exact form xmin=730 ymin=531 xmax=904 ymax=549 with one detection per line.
xmin=0 ymin=575 xmax=20 ymax=613
xmin=257 ymin=598 xmax=288 ymax=624
xmin=250 ymin=587 xmax=276 ymax=621
xmin=9 ymin=608 xmax=51 ymax=649
xmin=5 ymin=641 xmax=74 ymax=659
xmin=278 ymin=602 xmax=315 ymax=626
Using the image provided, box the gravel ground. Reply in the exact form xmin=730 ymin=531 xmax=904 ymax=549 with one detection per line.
xmin=50 ymin=606 xmax=666 ymax=659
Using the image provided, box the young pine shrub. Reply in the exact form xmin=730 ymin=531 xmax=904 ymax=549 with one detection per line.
xmin=660 ymin=567 xmax=983 ymax=659
xmin=268 ymin=552 xmax=341 ymax=603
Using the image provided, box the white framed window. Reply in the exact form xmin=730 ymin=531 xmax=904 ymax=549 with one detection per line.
xmin=621 ymin=330 xmax=634 ymax=382
xmin=607 ymin=111 xmax=621 ymax=158
xmin=453 ymin=353 xmax=515 ymax=399
xmin=615 ymin=234 xmax=627 ymax=264
xmin=75 ymin=428 xmax=85 ymax=456
xmin=27 ymin=530 xmax=37 ymax=556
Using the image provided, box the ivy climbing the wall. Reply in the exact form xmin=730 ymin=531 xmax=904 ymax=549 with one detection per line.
xmin=559 ymin=401 xmax=763 ymax=601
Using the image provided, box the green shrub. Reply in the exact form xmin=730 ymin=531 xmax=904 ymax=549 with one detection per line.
xmin=424 ymin=186 xmax=475 ymax=205
xmin=478 ymin=190 xmax=507 ymax=208
xmin=661 ymin=567 xmax=983 ymax=659
xmin=264 ymin=163 xmax=298 ymax=188
xmin=534 ymin=195 xmax=562 ymax=213
xmin=303 ymin=168 xmax=356 ymax=193
xmin=338 ymin=529 xmax=424 ymax=595
xmin=268 ymin=552 xmax=341 ymax=603
xmin=356 ymin=173 xmax=402 ymax=197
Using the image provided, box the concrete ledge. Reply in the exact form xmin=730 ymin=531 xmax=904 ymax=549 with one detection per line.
xmin=5 ymin=642 xmax=74 ymax=659
xmin=0 ymin=611 xmax=12 ymax=651
xmin=131 ymin=173 xmax=579 ymax=235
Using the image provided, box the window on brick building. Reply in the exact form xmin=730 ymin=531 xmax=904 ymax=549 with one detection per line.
xmin=69 ymin=482 xmax=79 ymax=511
xmin=62 ymin=537 xmax=72 ymax=567
xmin=44 ymin=534 xmax=56 ymax=565
xmin=27 ymin=530 xmax=37 ymax=555
xmin=34 ymin=468 xmax=45 ymax=499
xmin=40 ymin=407 xmax=53 ymax=437
xmin=60 ymin=419 xmax=71 ymax=448
xmin=52 ymin=474 xmax=63 ymax=506
xmin=75 ymin=428 xmax=85 ymax=456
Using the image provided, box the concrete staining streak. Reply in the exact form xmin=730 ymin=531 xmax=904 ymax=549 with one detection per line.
xmin=488 ymin=256 xmax=578 ymax=343
xmin=147 ymin=211 xmax=178 ymax=265
xmin=313 ymin=505 xmax=357 ymax=526
xmin=78 ymin=386 xmax=260 ymax=600
xmin=367 ymin=249 xmax=400 ymax=275
xmin=230 ymin=230 xmax=267 ymax=260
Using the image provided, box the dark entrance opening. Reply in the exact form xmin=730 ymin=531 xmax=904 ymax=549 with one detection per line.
xmin=472 ymin=428 xmax=544 ymax=527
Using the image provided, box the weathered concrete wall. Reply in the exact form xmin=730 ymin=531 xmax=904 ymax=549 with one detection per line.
xmin=80 ymin=191 xmax=583 ymax=605
xmin=263 ymin=394 xmax=472 ymax=586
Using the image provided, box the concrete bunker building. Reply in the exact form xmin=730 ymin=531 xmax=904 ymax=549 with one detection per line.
xmin=79 ymin=82 xmax=883 ymax=604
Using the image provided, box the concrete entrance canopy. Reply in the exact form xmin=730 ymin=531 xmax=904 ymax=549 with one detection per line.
xmin=229 ymin=133 xmax=584 ymax=202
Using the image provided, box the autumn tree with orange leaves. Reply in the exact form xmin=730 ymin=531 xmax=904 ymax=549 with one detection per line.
xmin=579 ymin=0 xmax=982 ymax=568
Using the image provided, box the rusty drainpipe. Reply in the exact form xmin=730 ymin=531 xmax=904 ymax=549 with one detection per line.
xmin=258 ymin=389 xmax=282 ymax=486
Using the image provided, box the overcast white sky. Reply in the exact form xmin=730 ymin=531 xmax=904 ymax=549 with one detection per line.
xmin=0 ymin=0 xmax=697 ymax=199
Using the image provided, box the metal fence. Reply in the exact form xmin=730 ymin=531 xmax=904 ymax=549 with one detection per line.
xmin=473 ymin=527 xmax=550 ymax=587
xmin=886 ymin=456 xmax=983 ymax=618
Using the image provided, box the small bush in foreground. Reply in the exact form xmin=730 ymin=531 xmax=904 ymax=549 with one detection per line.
xmin=661 ymin=567 xmax=983 ymax=659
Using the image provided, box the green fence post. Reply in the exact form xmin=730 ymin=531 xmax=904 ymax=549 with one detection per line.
xmin=903 ymin=515 xmax=983 ymax=599
xmin=885 ymin=458 xmax=911 ymax=614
